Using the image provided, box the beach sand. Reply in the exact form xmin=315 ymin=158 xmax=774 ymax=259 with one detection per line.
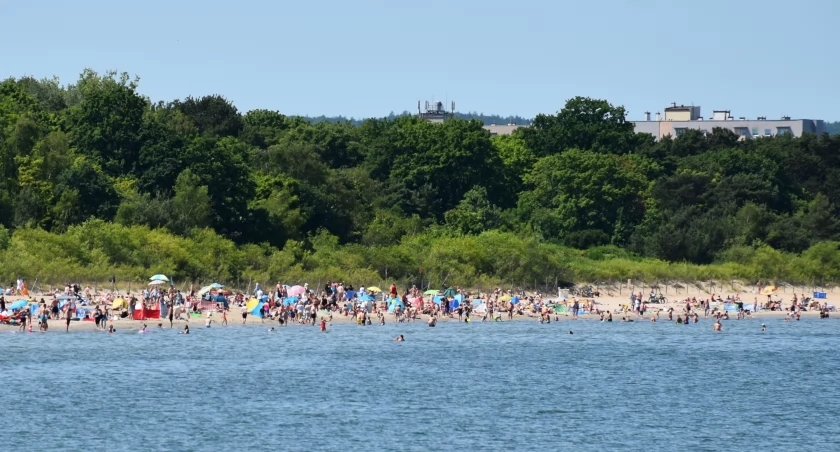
xmin=1 ymin=284 xmax=832 ymax=333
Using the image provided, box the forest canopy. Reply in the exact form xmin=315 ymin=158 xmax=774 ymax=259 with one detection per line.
xmin=2 ymin=69 xmax=840 ymax=287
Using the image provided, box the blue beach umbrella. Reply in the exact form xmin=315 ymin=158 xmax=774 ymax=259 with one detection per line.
xmin=149 ymin=274 xmax=169 ymax=282
xmin=360 ymin=295 xmax=375 ymax=302
xmin=250 ymin=302 xmax=265 ymax=318
xmin=283 ymin=297 xmax=298 ymax=306
xmin=388 ymin=300 xmax=405 ymax=312
xmin=9 ymin=300 xmax=28 ymax=310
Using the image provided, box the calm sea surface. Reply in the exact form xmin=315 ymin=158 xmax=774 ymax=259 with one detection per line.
xmin=3 ymin=317 xmax=839 ymax=451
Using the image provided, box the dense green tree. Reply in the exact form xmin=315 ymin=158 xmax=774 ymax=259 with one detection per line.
xmin=519 ymin=96 xmax=637 ymax=156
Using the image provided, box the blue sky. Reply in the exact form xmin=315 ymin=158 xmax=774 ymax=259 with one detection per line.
xmin=2 ymin=0 xmax=838 ymax=120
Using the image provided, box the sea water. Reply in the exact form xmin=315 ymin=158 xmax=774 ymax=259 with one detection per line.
xmin=3 ymin=318 xmax=839 ymax=451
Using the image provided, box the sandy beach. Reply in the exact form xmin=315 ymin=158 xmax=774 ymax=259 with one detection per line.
xmin=1 ymin=284 xmax=831 ymax=334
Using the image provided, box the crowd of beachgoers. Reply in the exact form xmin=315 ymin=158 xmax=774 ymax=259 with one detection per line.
xmin=0 ymin=278 xmax=835 ymax=334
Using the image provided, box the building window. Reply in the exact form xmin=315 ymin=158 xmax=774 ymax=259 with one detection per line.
xmin=765 ymin=129 xmax=771 ymax=136
xmin=674 ymin=128 xmax=687 ymax=136
xmin=735 ymin=128 xmax=750 ymax=136
xmin=777 ymin=127 xmax=792 ymax=136
xmin=751 ymin=128 xmax=759 ymax=136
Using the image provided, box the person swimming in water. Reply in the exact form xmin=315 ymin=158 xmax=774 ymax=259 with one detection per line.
xmin=268 ymin=327 xmax=275 ymax=332
xmin=713 ymin=320 xmax=722 ymax=331
xmin=428 ymin=315 xmax=437 ymax=327
xmin=181 ymin=325 xmax=190 ymax=334
xmin=320 ymin=317 xmax=327 ymax=332
xmin=761 ymin=323 xmax=766 ymax=332
xmin=393 ymin=335 xmax=405 ymax=342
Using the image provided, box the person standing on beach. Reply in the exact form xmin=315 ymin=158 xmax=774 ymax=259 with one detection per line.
xmin=64 ymin=300 xmax=74 ymax=333
xmin=572 ymin=298 xmax=579 ymax=320
xmin=221 ymin=309 xmax=228 ymax=326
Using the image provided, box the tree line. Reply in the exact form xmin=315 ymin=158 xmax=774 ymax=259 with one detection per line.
xmin=1 ymin=69 xmax=840 ymax=286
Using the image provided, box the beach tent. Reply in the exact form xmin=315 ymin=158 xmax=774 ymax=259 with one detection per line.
xmin=449 ymin=295 xmax=461 ymax=311
xmin=499 ymin=295 xmax=511 ymax=301
xmin=443 ymin=288 xmax=458 ymax=298
xmin=214 ymin=294 xmax=229 ymax=309
xmin=724 ymin=303 xmax=737 ymax=312
xmin=30 ymin=304 xmax=40 ymax=316
xmin=344 ymin=290 xmax=356 ymax=300
xmin=553 ymin=304 xmax=569 ymax=314
xmin=433 ymin=296 xmax=444 ymax=305
xmin=112 ymin=298 xmax=127 ymax=310
xmin=283 ymin=297 xmax=298 ymax=306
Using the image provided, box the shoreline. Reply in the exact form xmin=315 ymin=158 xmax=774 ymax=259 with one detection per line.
xmin=0 ymin=309 xmax=829 ymax=333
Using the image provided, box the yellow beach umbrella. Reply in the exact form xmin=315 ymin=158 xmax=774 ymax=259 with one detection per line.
xmin=367 ymin=286 xmax=383 ymax=293
xmin=246 ymin=298 xmax=260 ymax=311
xmin=112 ymin=298 xmax=127 ymax=310
xmin=760 ymin=286 xmax=780 ymax=296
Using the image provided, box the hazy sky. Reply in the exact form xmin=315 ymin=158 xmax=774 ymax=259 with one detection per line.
xmin=2 ymin=0 xmax=838 ymax=120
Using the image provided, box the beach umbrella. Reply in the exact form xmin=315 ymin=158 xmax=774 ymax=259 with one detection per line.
xmin=433 ymin=295 xmax=444 ymax=305
xmin=387 ymin=300 xmax=405 ymax=312
xmin=246 ymin=298 xmax=260 ymax=312
xmin=511 ymin=296 xmax=520 ymax=305
xmin=148 ymin=280 xmax=167 ymax=286
xmin=283 ymin=297 xmax=299 ymax=306
xmin=360 ymin=295 xmax=375 ymax=302
xmin=249 ymin=302 xmax=265 ymax=318
xmin=443 ymin=287 xmax=458 ymax=298
xmin=424 ymin=289 xmax=439 ymax=295
xmin=149 ymin=274 xmax=169 ymax=282
xmin=499 ymin=295 xmax=511 ymax=301
xmin=760 ymin=286 xmax=780 ymax=296
xmin=9 ymin=300 xmax=28 ymax=310
xmin=287 ymin=285 xmax=306 ymax=297
xmin=198 ymin=283 xmax=225 ymax=296
xmin=367 ymin=286 xmax=383 ymax=293
xmin=112 ymin=298 xmax=127 ymax=310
